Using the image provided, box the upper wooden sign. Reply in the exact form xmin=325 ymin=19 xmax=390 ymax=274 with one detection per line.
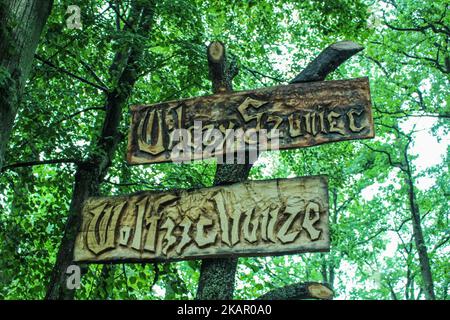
xmin=127 ymin=77 xmax=373 ymax=164
xmin=74 ymin=176 xmax=329 ymax=263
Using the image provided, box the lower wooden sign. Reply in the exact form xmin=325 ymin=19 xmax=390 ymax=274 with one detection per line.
xmin=74 ymin=176 xmax=329 ymax=263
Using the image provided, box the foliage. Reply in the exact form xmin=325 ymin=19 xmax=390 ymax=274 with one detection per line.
xmin=0 ymin=0 xmax=448 ymax=300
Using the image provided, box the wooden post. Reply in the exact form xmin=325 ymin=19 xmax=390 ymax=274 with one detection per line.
xmin=196 ymin=40 xmax=364 ymax=300
xmin=196 ymin=41 xmax=248 ymax=300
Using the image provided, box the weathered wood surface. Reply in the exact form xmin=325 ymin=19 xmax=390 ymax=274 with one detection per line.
xmin=74 ymin=176 xmax=329 ymax=263
xmin=127 ymin=77 xmax=373 ymax=164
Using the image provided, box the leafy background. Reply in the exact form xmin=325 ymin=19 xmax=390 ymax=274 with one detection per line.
xmin=0 ymin=0 xmax=448 ymax=299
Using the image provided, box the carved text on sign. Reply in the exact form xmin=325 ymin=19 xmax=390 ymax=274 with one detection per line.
xmin=127 ymin=77 xmax=373 ymax=164
xmin=74 ymin=176 xmax=329 ymax=263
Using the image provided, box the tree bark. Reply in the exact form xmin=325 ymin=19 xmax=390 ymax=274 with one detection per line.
xmin=0 ymin=0 xmax=53 ymax=170
xmin=196 ymin=41 xmax=364 ymax=300
xmin=257 ymin=282 xmax=333 ymax=300
xmin=45 ymin=1 xmax=156 ymax=300
xmin=404 ymin=145 xmax=435 ymax=300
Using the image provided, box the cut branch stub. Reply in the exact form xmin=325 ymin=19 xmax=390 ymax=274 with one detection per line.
xmin=308 ymin=283 xmax=334 ymax=299
xmin=207 ymin=41 xmax=231 ymax=93
xmin=208 ymin=41 xmax=225 ymax=63
xmin=257 ymin=282 xmax=334 ymax=300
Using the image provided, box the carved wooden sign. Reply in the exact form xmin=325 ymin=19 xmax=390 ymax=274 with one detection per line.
xmin=127 ymin=77 xmax=373 ymax=164
xmin=74 ymin=176 xmax=329 ymax=263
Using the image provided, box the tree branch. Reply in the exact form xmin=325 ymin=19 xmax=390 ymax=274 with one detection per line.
xmin=109 ymin=0 xmax=136 ymax=31
xmin=122 ymin=264 xmax=130 ymax=298
xmin=393 ymin=216 xmax=412 ymax=232
xmin=151 ymin=263 xmax=160 ymax=290
xmin=336 ymin=195 xmax=356 ymax=215
xmin=35 ymin=54 xmax=109 ymax=92
xmin=290 ymin=41 xmax=364 ymax=83
xmin=1 ymin=158 xmax=79 ymax=172
xmin=357 ymin=228 xmax=387 ymax=245
xmin=399 ymin=50 xmax=448 ymax=73
xmin=240 ymin=63 xmax=285 ymax=83
xmin=257 ymin=282 xmax=333 ymax=300
xmin=78 ymin=59 xmax=109 ymax=90
xmin=362 ymin=143 xmax=405 ymax=171
xmin=104 ymin=178 xmax=165 ymax=190
xmin=54 ymin=106 xmax=106 ymax=124
xmin=365 ymin=55 xmax=390 ymax=76
xmin=383 ymin=13 xmax=450 ymax=37
xmin=386 ymin=279 xmax=398 ymax=300
xmin=432 ymin=235 xmax=450 ymax=252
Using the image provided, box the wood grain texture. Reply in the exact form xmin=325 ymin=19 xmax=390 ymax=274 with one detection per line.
xmin=127 ymin=77 xmax=373 ymax=164
xmin=74 ymin=176 xmax=329 ymax=263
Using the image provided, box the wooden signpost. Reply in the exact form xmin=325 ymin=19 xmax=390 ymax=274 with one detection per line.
xmin=127 ymin=77 xmax=373 ymax=164
xmin=74 ymin=176 xmax=329 ymax=263
xmin=73 ymin=41 xmax=374 ymax=269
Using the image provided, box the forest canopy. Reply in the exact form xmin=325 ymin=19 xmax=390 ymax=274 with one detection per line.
xmin=0 ymin=0 xmax=448 ymax=300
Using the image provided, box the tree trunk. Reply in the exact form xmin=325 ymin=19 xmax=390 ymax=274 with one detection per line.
xmin=404 ymin=148 xmax=435 ymax=300
xmin=195 ymin=42 xmax=247 ymax=300
xmin=45 ymin=1 xmax=156 ymax=300
xmin=196 ymin=41 xmax=363 ymax=300
xmin=320 ymin=188 xmax=339 ymax=290
xmin=0 ymin=0 xmax=53 ymax=170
